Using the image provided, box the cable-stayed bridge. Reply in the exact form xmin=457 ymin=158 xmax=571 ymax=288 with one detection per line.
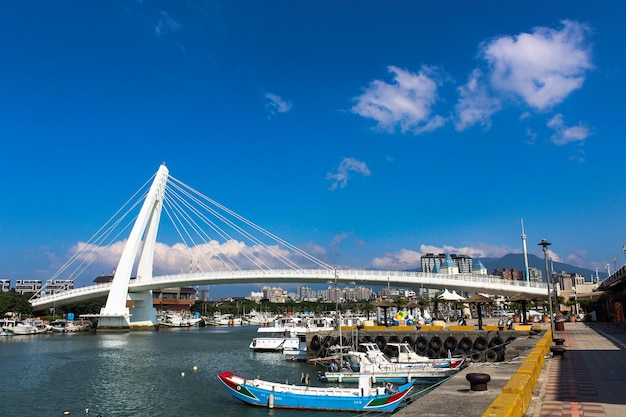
xmin=30 ymin=164 xmax=547 ymax=330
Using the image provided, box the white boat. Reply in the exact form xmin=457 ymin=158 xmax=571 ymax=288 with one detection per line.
xmin=316 ymin=342 xmax=465 ymax=384
xmin=1 ymin=318 xmax=38 ymax=335
xmin=215 ymin=314 xmax=243 ymax=326
xmin=26 ymin=318 xmax=52 ymax=334
xmin=282 ymin=334 xmax=308 ymax=361
xmin=245 ymin=310 xmax=275 ymax=325
xmin=372 ymin=342 xmax=465 ymax=366
xmin=159 ymin=313 xmax=203 ymax=327
xmin=250 ymin=316 xmax=333 ymax=353
xmin=317 ymin=350 xmax=464 ymax=384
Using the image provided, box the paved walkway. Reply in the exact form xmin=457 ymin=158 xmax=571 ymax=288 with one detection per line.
xmin=528 ymin=321 xmax=626 ymax=417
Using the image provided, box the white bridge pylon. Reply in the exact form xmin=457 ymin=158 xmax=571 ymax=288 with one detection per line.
xmin=96 ymin=164 xmax=169 ymax=330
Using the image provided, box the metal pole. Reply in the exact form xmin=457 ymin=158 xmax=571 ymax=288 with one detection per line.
xmin=538 ymin=239 xmax=556 ymax=336
xmin=334 ymin=267 xmax=339 ymax=329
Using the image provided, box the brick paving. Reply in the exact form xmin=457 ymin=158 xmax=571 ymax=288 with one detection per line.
xmin=529 ymin=322 xmax=626 ymax=417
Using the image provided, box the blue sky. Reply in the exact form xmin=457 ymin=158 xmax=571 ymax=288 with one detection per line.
xmin=1 ymin=1 xmax=625 ymax=297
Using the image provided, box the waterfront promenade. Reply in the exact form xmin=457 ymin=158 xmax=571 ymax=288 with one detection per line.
xmin=527 ymin=321 xmax=626 ymax=417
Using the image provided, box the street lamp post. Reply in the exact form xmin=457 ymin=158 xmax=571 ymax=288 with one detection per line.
xmin=538 ymin=239 xmax=556 ymax=336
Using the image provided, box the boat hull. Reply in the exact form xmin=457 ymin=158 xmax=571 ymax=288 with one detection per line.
xmin=318 ymin=370 xmax=454 ymax=384
xmin=218 ymin=371 xmax=413 ymax=412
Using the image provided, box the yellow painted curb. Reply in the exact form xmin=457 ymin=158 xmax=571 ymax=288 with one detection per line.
xmin=449 ymin=325 xmax=475 ymax=331
xmin=503 ymin=373 xmax=532 ymax=410
xmin=420 ymin=325 xmax=445 ymax=330
xmin=481 ymin=392 xmax=524 ymax=417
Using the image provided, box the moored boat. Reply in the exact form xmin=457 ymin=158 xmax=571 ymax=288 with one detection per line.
xmin=317 ymin=345 xmax=465 ymax=384
xmin=361 ymin=342 xmax=465 ymax=368
xmin=250 ymin=316 xmax=333 ymax=352
xmin=217 ymin=371 xmax=413 ymax=412
xmin=282 ymin=334 xmax=308 ymax=361
xmin=1 ymin=318 xmax=38 ymax=335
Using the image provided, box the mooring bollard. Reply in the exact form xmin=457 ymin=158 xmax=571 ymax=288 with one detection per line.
xmin=553 ymin=338 xmax=565 ymax=346
xmin=550 ymin=346 xmax=566 ymax=358
xmin=466 ymin=373 xmax=491 ymax=391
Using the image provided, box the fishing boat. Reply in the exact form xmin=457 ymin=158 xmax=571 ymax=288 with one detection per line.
xmin=0 ymin=318 xmax=38 ymax=335
xmin=217 ymin=371 xmax=413 ymax=412
xmin=317 ymin=346 xmax=464 ymax=384
xmin=282 ymin=334 xmax=308 ymax=361
xmin=361 ymin=342 xmax=465 ymax=368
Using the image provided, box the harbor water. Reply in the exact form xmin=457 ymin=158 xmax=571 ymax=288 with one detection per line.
xmin=1 ymin=325 xmax=427 ymax=417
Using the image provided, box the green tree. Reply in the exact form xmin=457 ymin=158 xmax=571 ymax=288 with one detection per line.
xmin=430 ymin=293 xmax=444 ymax=320
xmin=0 ymin=291 xmax=33 ymax=317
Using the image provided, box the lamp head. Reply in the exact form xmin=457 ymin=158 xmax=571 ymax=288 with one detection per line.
xmin=538 ymin=239 xmax=551 ymax=251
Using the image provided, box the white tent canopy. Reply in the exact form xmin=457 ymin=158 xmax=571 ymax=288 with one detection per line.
xmin=438 ymin=289 xmax=465 ymax=301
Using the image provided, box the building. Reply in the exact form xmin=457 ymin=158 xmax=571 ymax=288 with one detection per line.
xmin=527 ymin=267 xmax=542 ymax=283
xmin=421 ymin=253 xmax=472 ymax=273
xmin=554 ymin=271 xmax=586 ymax=291
xmin=492 ymin=268 xmax=522 ymax=281
xmin=44 ymin=279 xmax=75 ymax=294
xmin=153 ymin=287 xmax=198 ymax=313
xmin=0 ymin=279 xmax=10 ymax=292
xmin=472 ymin=260 xmax=488 ymax=275
xmin=15 ymin=279 xmax=42 ymax=295
xmin=298 ymin=285 xmax=317 ymax=301
xmin=261 ymin=286 xmax=289 ymax=303
xmin=439 ymin=253 xmax=460 ymax=274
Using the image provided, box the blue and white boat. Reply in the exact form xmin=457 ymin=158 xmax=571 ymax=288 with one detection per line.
xmin=217 ymin=371 xmax=413 ymax=412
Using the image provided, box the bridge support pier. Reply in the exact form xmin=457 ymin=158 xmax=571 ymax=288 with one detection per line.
xmin=129 ymin=290 xmax=159 ymax=330
xmin=95 ymin=311 xmax=131 ymax=331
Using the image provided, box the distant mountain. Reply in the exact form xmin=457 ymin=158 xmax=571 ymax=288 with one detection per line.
xmin=478 ymin=253 xmax=602 ymax=282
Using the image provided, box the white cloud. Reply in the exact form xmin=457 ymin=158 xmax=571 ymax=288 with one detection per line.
xmin=547 ymin=113 xmax=591 ymax=145
xmin=370 ymin=243 xmax=514 ymax=270
xmin=265 ymin=93 xmax=293 ymax=115
xmin=482 ymin=20 xmax=593 ymax=111
xmin=351 ymin=65 xmax=446 ymax=134
xmin=519 ymin=112 xmax=532 ymax=121
xmin=71 ymin=239 xmax=306 ymax=276
xmin=419 ymin=243 xmax=512 ymax=259
xmin=371 ymin=249 xmax=423 ymax=270
xmin=155 ymin=10 xmax=182 ymax=36
xmin=326 ymin=157 xmax=371 ymax=191
xmin=454 ymin=69 xmax=501 ymax=131
xmin=330 ymin=232 xmax=349 ymax=248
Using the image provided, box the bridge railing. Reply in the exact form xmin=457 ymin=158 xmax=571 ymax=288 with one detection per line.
xmin=31 ymin=268 xmax=547 ymax=307
xmin=141 ymin=268 xmax=546 ymax=290
xmin=30 ymin=283 xmax=112 ymax=305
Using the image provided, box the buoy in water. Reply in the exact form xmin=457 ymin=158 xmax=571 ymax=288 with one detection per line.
xmin=64 ymin=412 xmax=70 ymax=416
xmin=193 ymin=366 xmax=198 ymax=372
xmin=181 ymin=372 xmax=185 ymax=378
